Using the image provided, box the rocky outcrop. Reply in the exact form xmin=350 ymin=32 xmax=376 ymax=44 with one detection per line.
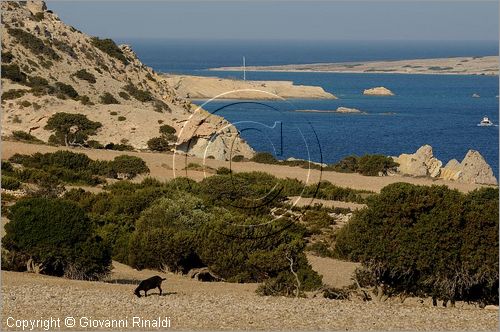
xmin=393 ymin=145 xmax=442 ymax=178
xmin=335 ymin=107 xmax=365 ymax=114
xmin=1 ymin=1 xmax=254 ymax=161
xmin=363 ymin=86 xmax=394 ymax=96
xmin=440 ymin=150 xmax=497 ymax=185
xmin=394 ymin=145 xmax=497 ymax=185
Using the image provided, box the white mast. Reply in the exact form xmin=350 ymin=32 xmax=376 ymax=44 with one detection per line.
xmin=243 ymin=56 xmax=246 ymax=81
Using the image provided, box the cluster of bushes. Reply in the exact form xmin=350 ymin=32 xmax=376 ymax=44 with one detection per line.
xmin=7 ymin=150 xmax=149 ymax=187
xmin=123 ymin=83 xmax=153 ymax=102
xmin=249 ymin=152 xmax=398 ymax=176
xmin=334 ymin=183 xmax=499 ymax=306
xmin=8 ymin=28 xmax=60 ymax=61
xmin=46 ymin=173 xmax=324 ymax=295
xmin=147 ymin=124 xmax=177 ymax=152
xmin=90 ymin=37 xmax=128 ymax=64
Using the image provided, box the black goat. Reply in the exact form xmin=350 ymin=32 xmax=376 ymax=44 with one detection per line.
xmin=134 ymin=276 xmax=166 ymax=297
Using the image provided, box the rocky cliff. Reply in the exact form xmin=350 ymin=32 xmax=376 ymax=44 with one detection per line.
xmin=1 ymin=1 xmax=254 ymax=160
xmin=393 ymin=145 xmax=497 ymax=185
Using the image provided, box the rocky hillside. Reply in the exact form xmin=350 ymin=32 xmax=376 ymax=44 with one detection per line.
xmin=1 ymin=1 xmax=254 ymax=160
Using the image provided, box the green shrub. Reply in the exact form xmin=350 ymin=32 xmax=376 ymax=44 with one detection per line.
xmin=54 ymin=82 xmax=78 ymax=99
xmin=118 ymin=91 xmax=130 ymax=100
xmin=251 ymin=152 xmax=279 ymax=164
xmin=2 ymin=89 xmax=27 ymax=100
xmin=3 ymin=198 xmax=111 ymax=280
xmin=11 ymin=131 xmax=42 ymax=143
xmin=90 ymin=37 xmax=128 ymax=64
xmin=53 ymin=39 xmax=77 ymax=58
xmin=8 ymin=28 xmax=60 ymax=60
xmin=2 ymin=51 xmax=14 ymax=63
xmin=117 ymin=116 xmax=126 ymax=121
xmin=232 ymin=155 xmax=245 ymax=162
xmin=104 ymin=143 xmax=134 ymax=151
xmin=123 ymin=83 xmax=152 ymax=102
xmin=153 ymin=99 xmax=171 ymax=112
xmin=74 ymin=69 xmax=96 ymax=83
xmin=100 ymin=92 xmax=119 ymax=105
xmin=78 ymin=95 xmax=93 ymax=105
xmin=147 ymin=137 xmax=170 ymax=152
xmin=334 ymin=183 xmax=499 ymax=305
xmin=357 ymin=154 xmax=398 ymax=176
xmin=332 ymin=154 xmax=398 ymax=176
xmin=44 ymin=112 xmax=102 ymax=146
xmin=2 ymin=175 xmax=21 ymax=190
xmin=110 ymin=155 xmax=149 ymax=178
xmin=33 ymin=12 xmax=44 ymax=21
xmin=1 ymin=64 xmax=26 ymax=83
xmin=216 ymin=167 xmax=232 ymax=175
xmin=159 ymin=124 xmax=176 ymax=136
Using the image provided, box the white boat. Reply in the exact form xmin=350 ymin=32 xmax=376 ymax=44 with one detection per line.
xmin=478 ymin=116 xmax=494 ymax=126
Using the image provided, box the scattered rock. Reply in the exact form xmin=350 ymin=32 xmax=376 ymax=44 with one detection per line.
xmin=363 ymin=86 xmax=394 ymax=96
xmin=335 ymin=107 xmax=365 ymax=114
xmin=472 ymin=93 xmax=481 ymax=98
xmin=187 ymin=267 xmax=223 ymax=282
xmin=393 ymin=145 xmax=442 ymax=178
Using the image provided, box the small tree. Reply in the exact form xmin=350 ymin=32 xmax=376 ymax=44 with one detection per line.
xmin=147 ymin=137 xmax=170 ymax=152
xmin=44 ymin=112 xmax=102 ymax=146
xmin=111 ymin=155 xmax=149 ymax=179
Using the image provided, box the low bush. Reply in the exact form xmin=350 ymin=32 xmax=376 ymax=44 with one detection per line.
xmin=11 ymin=131 xmax=43 ymax=143
xmin=44 ymin=112 xmax=102 ymax=146
xmin=123 ymin=83 xmax=153 ymax=102
xmin=251 ymin=152 xmax=279 ymax=164
xmin=8 ymin=28 xmax=60 ymax=60
xmin=147 ymin=137 xmax=170 ymax=152
xmin=90 ymin=37 xmax=128 ymax=64
xmin=159 ymin=124 xmax=176 ymax=136
xmin=1 ymin=64 xmax=26 ymax=83
xmin=74 ymin=69 xmax=96 ymax=83
xmin=118 ymin=91 xmax=130 ymax=100
xmin=2 ymin=175 xmax=21 ymax=190
xmin=2 ymin=89 xmax=27 ymax=100
xmin=54 ymin=82 xmax=78 ymax=99
xmin=110 ymin=155 xmax=149 ymax=179
xmin=117 ymin=116 xmax=126 ymax=121
xmin=332 ymin=154 xmax=398 ymax=176
xmin=100 ymin=92 xmax=119 ymax=105
xmin=232 ymin=155 xmax=245 ymax=162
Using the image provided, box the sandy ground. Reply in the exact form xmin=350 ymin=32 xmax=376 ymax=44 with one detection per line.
xmin=162 ymin=74 xmax=336 ymax=100
xmin=2 ymin=261 xmax=498 ymax=331
xmin=212 ymin=56 xmax=499 ymax=76
xmin=1 ymin=141 xmax=485 ymax=194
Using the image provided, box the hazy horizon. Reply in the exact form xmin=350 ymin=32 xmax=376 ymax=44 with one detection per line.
xmin=46 ymin=1 xmax=499 ymax=42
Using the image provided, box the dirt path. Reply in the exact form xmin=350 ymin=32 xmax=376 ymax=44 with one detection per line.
xmin=2 ymin=263 xmax=498 ymax=331
xmin=1 ymin=141 xmax=485 ymax=193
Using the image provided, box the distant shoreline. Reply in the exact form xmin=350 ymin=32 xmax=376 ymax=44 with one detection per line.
xmin=209 ymin=56 xmax=499 ymax=76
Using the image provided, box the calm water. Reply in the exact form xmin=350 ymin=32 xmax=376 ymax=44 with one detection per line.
xmin=125 ymin=39 xmax=499 ymax=175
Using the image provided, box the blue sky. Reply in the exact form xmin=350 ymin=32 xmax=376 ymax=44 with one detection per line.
xmin=46 ymin=1 xmax=499 ymax=41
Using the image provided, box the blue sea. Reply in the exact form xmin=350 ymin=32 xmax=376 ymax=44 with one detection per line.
xmin=123 ymin=39 xmax=499 ymax=176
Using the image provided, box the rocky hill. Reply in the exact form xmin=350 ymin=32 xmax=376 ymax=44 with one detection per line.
xmin=1 ymin=1 xmax=254 ymax=160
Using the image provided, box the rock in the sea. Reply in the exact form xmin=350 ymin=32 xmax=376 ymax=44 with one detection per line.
xmin=393 ymin=145 xmax=442 ymax=178
xmin=440 ymin=150 xmax=497 ymax=185
xmin=335 ymin=107 xmax=364 ymax=114
xmin=363 ymin=86 xmax=394 ymax=96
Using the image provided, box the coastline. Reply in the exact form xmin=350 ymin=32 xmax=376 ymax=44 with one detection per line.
xmin=161 ymin=74 xmax=337 ymax=100
xmin=209 ymin=56 xmax=499 ymax=76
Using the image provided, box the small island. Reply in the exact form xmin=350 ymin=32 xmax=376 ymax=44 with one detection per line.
xmin=363 ymin=87 xmax=394 ymax=96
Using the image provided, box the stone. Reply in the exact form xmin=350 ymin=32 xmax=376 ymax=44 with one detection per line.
xmin=25 ymin=0 xmax=47 ymax=13
xmin=363 ymin=86 xmax=394 ymax=96
xmin=441 ymin=150 xmax=498 ymax=185
xmin=394 ymin=145 xmax=442 ymax=178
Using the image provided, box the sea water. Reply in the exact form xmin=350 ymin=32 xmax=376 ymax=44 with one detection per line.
xmin=125 ymin=39 xmax=499 ymax=175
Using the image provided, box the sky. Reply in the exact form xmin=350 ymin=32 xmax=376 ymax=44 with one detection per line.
xmin=46 ymin=1 xmax=499 ymax=41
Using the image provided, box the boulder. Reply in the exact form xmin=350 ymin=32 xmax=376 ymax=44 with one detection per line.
xmin=394 ymin=145 xmax=442 ymax=178
xmin=363 ymin=86 xmax=394 ymax=96
xmin=25 ymin=0 xmax=47 ymax=13
xmin=187 ymin=267 xmax=223 ymax=282
xmin=440 ymin=150 xmax=497 ymax=185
